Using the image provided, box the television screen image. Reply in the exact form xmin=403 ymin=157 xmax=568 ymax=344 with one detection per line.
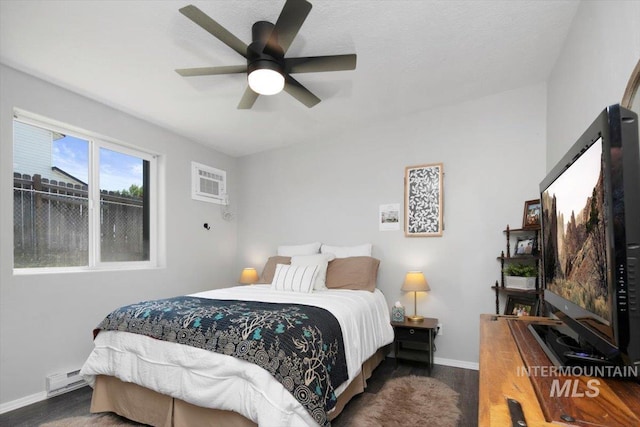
xmin=542 ymin=138 xmax=610 ymax=323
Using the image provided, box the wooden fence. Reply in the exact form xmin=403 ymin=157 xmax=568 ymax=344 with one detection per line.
xmin=13 ymin=173 xmax=145 ymax=268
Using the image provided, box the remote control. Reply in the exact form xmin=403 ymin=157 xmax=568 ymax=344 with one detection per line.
xmin=507 ymin=397 xmax=527 ymax=427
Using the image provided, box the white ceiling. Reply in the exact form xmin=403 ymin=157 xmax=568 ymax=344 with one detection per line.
xmin=0 ymin=0 xmax=579 ymax=157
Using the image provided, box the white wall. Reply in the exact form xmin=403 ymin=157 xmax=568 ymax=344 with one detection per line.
xmin=546 ymin=0 xmax=640 ymax=169
xmin=236 ymin=83 xmax=547 ymax=366
xmin=0 ymin=65 xmax=238 ymax=408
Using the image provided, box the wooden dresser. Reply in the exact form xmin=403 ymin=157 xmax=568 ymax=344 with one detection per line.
xmin=479 ymin=314 xmax=640 ymax=426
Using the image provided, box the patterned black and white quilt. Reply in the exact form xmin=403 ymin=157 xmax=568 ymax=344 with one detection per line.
xmin=95 ymin=296 xmax=348 ymax=426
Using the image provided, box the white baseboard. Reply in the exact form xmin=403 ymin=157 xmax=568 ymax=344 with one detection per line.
xmin=0 ymin=391 xmax=47 ymax=415
xmin=434 ymin=356 xmax=479 ymax=371
xmin=389 ymin=353 xmax=479 ymax=370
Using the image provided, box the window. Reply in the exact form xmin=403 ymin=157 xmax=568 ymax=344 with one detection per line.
xmin=13 ymin=113 xmax=158 ymax=271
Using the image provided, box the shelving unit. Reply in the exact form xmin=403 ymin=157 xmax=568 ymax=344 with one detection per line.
xmin=492 ymin=225 xmax=543 ymax=315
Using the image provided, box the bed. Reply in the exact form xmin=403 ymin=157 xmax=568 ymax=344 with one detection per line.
xmin=80 ymin=252 xmax=394 ymax=427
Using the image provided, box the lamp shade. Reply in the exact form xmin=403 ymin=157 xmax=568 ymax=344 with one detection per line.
xmin=401 ymin=271 xmax=430 ymax=292
xmin=238 ymin=268 xmax=259 ymax=284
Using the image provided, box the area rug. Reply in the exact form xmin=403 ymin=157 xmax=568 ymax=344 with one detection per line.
xmin=348 ymin=375 xmax=462 ymax=427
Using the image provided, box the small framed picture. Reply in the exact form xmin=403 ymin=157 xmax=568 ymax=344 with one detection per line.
xmin=523 ymin=199 xmax=541 ymax=229
xmin=505 ymin=295 xmax=538 ymax=316
xmin=515 ymin=237 xmax=536 ymax=255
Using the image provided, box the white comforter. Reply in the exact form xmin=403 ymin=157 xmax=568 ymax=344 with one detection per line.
xmin=81 ymin=285 xmax=394 ymax=426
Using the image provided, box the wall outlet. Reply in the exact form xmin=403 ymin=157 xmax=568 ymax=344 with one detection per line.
xmin=437 ymin=323 xmax=443 ymax=335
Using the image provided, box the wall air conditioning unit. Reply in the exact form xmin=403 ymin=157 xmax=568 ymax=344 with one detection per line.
xmin=46 ymin=369 xmax=86 ymax=397
xmin=192 ymin=162 xmax=227 ymax=205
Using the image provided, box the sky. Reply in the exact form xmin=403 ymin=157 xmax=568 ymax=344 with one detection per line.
xmin=545 ymin=137 xmax=602 ymax=227
xmin=52 ymin=136 xmax=143 ymax=192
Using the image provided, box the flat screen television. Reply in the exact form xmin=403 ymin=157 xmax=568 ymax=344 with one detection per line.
xmin=535 ymin=104 xmax=640 ymax=374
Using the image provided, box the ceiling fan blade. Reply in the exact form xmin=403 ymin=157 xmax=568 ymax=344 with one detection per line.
xmin=176 ymin=65 xmax=247 ymax=77
xmin=266 ymin=0 xmax=312 ymax=55
xmin=285 ymin=54 xmax=357 ymax=74
xmin=179 ymin=5 xmax=248 ymax=58
xmin=238 ymin=87 xmax=259 ymax=109
xmin=284 ymin=74 xmax=320 ymax=108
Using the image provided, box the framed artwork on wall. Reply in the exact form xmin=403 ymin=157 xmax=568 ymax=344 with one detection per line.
xmin=404 ymin=163 xmax=444 ymax=237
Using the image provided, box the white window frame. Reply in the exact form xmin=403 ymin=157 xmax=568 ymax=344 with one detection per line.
xmin=13 ymin=111 xmax=160 ymax=274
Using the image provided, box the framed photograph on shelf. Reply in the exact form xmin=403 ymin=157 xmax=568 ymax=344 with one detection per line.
xmin=505 ymin=294 xmax=538 ymax=317
xmin=522 ymin=199 xmax=541 ymax=229
xmin=405 ymin=163 xmax=444 ymax=237
xmin=515 ymin=236 xmax=537 ymax=256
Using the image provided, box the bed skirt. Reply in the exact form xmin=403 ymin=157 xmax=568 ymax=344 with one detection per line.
xmin=90 ymin=345 xmax=389 ymax=426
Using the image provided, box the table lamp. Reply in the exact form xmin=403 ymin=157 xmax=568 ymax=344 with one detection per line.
xmin=238 ymin=268 xmax=259 ymax=285
xmin=401 ymin=271 xmax=430 ymax=322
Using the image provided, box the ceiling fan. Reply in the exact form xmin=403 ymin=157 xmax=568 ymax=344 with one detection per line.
xmin=175 ymin=0 xmax=357 ymax=109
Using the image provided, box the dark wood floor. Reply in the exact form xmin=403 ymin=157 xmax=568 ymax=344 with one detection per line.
xmin=0 ymin=358 xmax=478 ymax=426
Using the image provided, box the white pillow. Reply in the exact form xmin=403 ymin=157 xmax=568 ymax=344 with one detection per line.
xmin=277 ymin=242 xmax=321 ymax=257
xmin=271 ymin=264 xmax=319 ymax=293
xmin=321 ymin=243 xmax=372 ymax=258
xmin=291 ymin=253 xmax=336 ymax=290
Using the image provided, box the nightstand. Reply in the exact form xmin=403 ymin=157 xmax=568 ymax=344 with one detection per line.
xmin=391 ymin=317 xmax=438 ymax=367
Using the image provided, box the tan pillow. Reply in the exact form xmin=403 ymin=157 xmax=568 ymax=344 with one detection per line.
xmin=260 ymin=256 xmax=291 ymax=283
xmin=325 ymin=257 xmax=380 ymax=292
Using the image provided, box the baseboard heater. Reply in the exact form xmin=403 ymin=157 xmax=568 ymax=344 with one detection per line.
xmin=46 ymin=369 xmax=87 ymax=397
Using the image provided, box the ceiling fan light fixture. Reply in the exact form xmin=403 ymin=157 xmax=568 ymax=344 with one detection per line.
xmin=248 ymin=68 xmax=284 ymax=95
xmin=176 ymin=1 xmax=356 ymax=109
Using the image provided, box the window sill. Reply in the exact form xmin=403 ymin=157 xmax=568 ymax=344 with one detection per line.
xmin=13 ymin=264 xmax=165 ymax=276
